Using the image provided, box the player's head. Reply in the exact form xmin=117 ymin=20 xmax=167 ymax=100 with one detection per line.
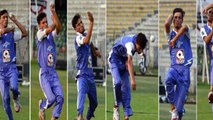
xmin=135 ymin=33 xmax=148 ymax=54
xmin=172 ymin=8 xmax=185 ymax=29
xmin=0 ymin=9 xmax=9 ymax=28
xmin=37 ymin=12 xmax=48 ymax=29
xmin=207 ymin=8 xmax=213 ymax=22
xmin=72 ymin=13 xmax=85 ymax=33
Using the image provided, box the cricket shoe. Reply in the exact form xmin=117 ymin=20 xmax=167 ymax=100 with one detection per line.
xmin=208 ymin=91 xmax=213 ymax=103
xmin=13 ymin=97 xmax=21 ymax=112
xmin=170 ymin=109 xmax=179 ymax=120
xmin=124 ymin=116 xmax=129 ymax=120
xmin=39 ymin=99 xmax=45 ymax=120
xmin=113 ymin=107 xmax=120 ymax=120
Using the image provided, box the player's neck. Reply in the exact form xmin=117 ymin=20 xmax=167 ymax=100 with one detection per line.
xmin=208 ymin=20 xmax=213 ymax=25
xmin=174 ymin=27 xmax=180 ymax=32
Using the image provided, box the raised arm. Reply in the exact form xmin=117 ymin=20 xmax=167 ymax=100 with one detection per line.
xmin=169 ymin=25 xmax=188 ymax=47
xmin=83 ymin=12 xmax=94 ymax=45
xmin=50 ymin=3 xmax=61 ymax=34
xmin=9 ymin=14 xmax=27 ymax=38
xmin=164 ymin=14 xmax=173 ymax=34
xmin=201 ymin=22 xmax=213 ymax=44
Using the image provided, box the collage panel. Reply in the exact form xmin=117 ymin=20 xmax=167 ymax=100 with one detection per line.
xmin=197 ymin=0 xmax=213 ymax=120
xmin=30 ymin=0 xmax=67 ymax=120
xmin=2 ymin=0 xmax=213 ymax=120
xmin=159 ymin=0 xmax=197 ymax=120
xmin=106 ymin=0 xmax=158 ymax=120
xmin=67 ymin=0 xmax=106 ymax=119
xmin=0 ymin=0 xmax=30 ymax=120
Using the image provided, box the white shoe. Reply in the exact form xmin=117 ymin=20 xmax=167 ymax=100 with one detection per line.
xmin=38 ymin=99 xmax=45 ymax=120
xmin=13 ymin=97 xmax=21 ymax=112
xmin=208 ymin=91 xmax=213 ymax=103
xmin=113 ymin=107 xmax=120 ymax=120
xmin=170 ymin=109 xmax=179 ymax=120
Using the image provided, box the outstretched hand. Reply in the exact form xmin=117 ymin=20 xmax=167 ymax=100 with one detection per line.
xmin=50 ymin=1 xmax=55 ymax=11
xmin=87 ymin=12 xmax=94 ymax=23
xmin=9 ymin=13 xmax=17 ymax=22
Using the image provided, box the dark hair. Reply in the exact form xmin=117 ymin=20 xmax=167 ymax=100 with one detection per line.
xmin=37 ymin=12 xmax=46 ymax=24
xmin=173 ymin=8 xmax=185 ymax=18
xmin=72 ymin=13 xmax=81 ymax=28
xmin=0 ymin=9 xmax=8 ymax=17
xmin=136 ymin=33 xmax=147 ymax=50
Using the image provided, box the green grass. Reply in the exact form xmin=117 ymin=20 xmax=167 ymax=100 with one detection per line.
xmin=0 ymin=84 xmax=29 ymax=120
xmin=68 ymin=78 xmax=105 ymax=119
xmin=107 ymin=75 xmax=158 ymax=120
xmin=159 ymin=103 xmax=196 ymax=120
xmin=31 ymin=60 xmax=67 ymax=120
xmin=197 ymin=79 xmax=213 ymax=120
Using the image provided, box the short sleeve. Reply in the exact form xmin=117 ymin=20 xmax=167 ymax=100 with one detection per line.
xmin=200 ymin=27 xmax=207 ymax=39
xmin=14 ymin=31 xmax=22 ymax=41
xmin=52 ymin=29 xmax=59 ymax=39
xmin=76 ymin=34 xmax=85 ymax=47
xmin=125 ymin=42 xmax=135 ymax=56
xmin=36 ymin=29 xmax=47 ymax=41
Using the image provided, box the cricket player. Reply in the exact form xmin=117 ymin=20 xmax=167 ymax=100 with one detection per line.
xmin=72 ymin=12 xmax=98 ymax=120
xmin=0 ymin=9 xmax=27 ymax=120
xmin=36 ymin=3 xmax=64 ymax=120
xmin=200 ymin=3 xmax=213 ymax=103
xmin=108 ymin=33 xmax=148 ymax=120
xmin=164 ymin=8 xmax=193 ymax=120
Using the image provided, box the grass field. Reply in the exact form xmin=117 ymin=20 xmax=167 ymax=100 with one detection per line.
xmin=68 ymin=78 xmax=105 ymax=119
xmin=107 ymin=74 xmax=158 ymax=120
xmin=159 ymin=79 xmax=196 ymax=120
xmin=197 ymin=79 xmax=213 ymax=120
xmin=31 ymin=59 xmax=67 ymax=120
xmin=159 ymin=103 xmax=196 ymax=120
xmin=0 ymin=84 xmax=29 ymax=120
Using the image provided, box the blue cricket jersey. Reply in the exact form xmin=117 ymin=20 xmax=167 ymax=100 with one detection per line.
xmin=109 ymin=35 xmax=137 ymax=69
xmin=0 ymin=32 xmax=16 ymax=65
xmin=168 ymin=29 xmax=193 ymax=67
xmin=75 ymin=32 xmax=93 ymax=77
xmin=36 ymin=31 xmax=56 ymax=69
xmin=201 ymin=24 xmax=213 ymax=64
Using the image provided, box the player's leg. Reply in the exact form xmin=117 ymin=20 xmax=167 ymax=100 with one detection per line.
xmin=86 ymin=77 xmax=98 ymax=120
xmin=164 ymin=67 xmax=178 ymax=119
xmin=174 ymin=68 xmax=190 ymax=120
xmin=0 ymin=79 xmax=13 ymax=120
xmin=121 ymin=69 xmax=132 ymax=119
xmin=111 ymin=66 xmax=123 ymax=120
xmin=39 ymin=69 xmax=56 ymax=120
xmin=51 ymin=71 xmax=64 ymax=119
xmin=8 ymin=64 xmax=20 ymax=112
xmin=77 ymin=76 xmax=88 ymax=119
xmin=208 ymin=66 xmax=213 ymax=103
